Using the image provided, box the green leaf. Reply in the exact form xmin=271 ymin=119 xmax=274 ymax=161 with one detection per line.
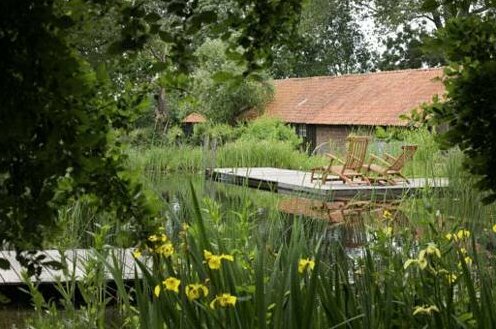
xmin=95 ymin=63 xmax=110 ymax=84
xmin=212 ymin=71 xmax=236 ymax=82
xmin=159 ymin=31 xmax=175 ymax=43
xmin=188 ymin=10 xmax=218 ymax=33
xmin=144 ymin=12 xmax=161 ymax=23
xmin=420 ymin=0 xmax=439 ymax=12
xmin=167 ymin=1 xmax=186 ymax=14
xmin=151 ymin=62 xmax=168 ymax=73
xmin=225 ymin=49 xmax=245 ymax=62
xmin=0 ymin=258 xmax=10 ymax=270
xmin=42 ymin=260 xmax=63 ymax=270
xmin=0 ymin=293 xmax=10 ymax=304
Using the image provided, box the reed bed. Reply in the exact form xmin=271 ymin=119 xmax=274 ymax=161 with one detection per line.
xmin=16 ymin=130 xmax=496 ymax=328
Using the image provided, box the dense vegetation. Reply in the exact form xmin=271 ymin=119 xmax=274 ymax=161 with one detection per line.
xmin=1 ymin=0 xmax=496 ymax=328
xmin=13 ymin=129 xmax=496 ymax=329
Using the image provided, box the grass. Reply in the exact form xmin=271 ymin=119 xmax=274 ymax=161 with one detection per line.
xmin=12 ymin=129 xmax=496 ymax=328
xmin=126 ymin=141 xmax=327 ymax=177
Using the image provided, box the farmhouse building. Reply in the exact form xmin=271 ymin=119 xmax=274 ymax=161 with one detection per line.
xmin=183 ymin=68 xmax=445 ymax=151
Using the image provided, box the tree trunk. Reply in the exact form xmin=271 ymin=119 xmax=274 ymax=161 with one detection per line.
xmin=155 ymin=87 xmax=168 ymax=131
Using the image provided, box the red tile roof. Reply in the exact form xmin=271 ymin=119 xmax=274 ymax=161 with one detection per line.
xmin=265 ymin=68 xmax=445 ymax=126
xmin=183 ymin=113 xmax=206 ymax=123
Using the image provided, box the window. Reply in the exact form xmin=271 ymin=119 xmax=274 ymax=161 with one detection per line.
xmin=296 ymin=124 xmax=307 ymax=138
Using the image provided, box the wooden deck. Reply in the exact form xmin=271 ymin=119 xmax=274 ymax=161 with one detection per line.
xmin=208 ymin=167 xmax=448 ymax=199
xmin=0 ymin=248 xmax=140 ymax=285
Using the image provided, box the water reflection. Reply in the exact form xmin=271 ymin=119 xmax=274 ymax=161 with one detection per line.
xmin=156 ymin=176 xmax=411 ymax=253
xmin=278 ymin=197 xmax=410 ymax=250
xmin=152 ymin=175 xmax=416 ymax=257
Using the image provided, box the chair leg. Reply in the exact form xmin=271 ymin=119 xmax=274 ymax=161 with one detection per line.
xmin=361 ymin=175 xmax=371 ymax=185
xmin=397 ymin=173 xmax=410 ymax=184
xmin=322 ymin=172 xmax=328 ymax=184
xmin=338 ymin=174 xmax=353 ymax=185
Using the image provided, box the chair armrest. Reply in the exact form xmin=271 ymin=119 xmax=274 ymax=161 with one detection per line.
xmin=326 ymin=153 xmax=345 ymax=165
xmin=383 ymin=153 xmax=397 ymax=162
xmin=369 ymin=153 xmax=392 ymax=167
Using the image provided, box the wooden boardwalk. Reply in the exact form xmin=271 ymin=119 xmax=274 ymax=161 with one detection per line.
xmin=208 ymin=167 xmax=449 ymax=199
xmin=0 ymin=249 xmax=140 ymax=285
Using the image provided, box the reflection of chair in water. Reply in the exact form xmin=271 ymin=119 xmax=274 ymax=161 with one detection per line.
xmin=326 ymin=200 xmax=372 ymax=222
xmin=363 ymin=145 xmax=417 ymax=185
xmin=277 ymin=198 xmax=334 ymax=222
xmin=277 ymin=197 xmax=409 ymax=227
xmin=278 ymin=197 xmax=373 ymax=224
xmin=277 ymin=197 xmax=410 ymax=248
xmin=310 ymin=136 xmax=371 ymax=185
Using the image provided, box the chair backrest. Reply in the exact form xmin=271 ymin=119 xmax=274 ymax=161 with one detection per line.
xmin=388 ymin=145 xmax=418 ymax=171
xmin=343 ymin=136 xmax=370 ymax=170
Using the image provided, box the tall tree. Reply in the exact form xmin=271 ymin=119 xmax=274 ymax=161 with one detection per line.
xmin=181 ymin=39 xmax=274 ymax=124
xmin=271 ymin=0 xmax=376 ymax=78
xmin=354 ymin=0 xmax=495 ymax=69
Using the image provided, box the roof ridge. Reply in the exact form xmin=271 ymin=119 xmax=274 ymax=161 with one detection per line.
xmin=273 ymin=67 xmax=444 ymax=82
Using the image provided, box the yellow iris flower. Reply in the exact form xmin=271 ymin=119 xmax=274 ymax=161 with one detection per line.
xmin=155 ymin=242 xmax=175 ymax=257
xmin=164 ymin=277 xmax=181 ymax=293
xmin=446 ymin=229 xmax=470 ymax=242
xmin=154 ymin=284 xmax=161 ymax=297
xmin=492 ymin=224 xmax=496 ymax=233
xmin=404 ymin=243 xmax=440 ymax=270
xmin=148 ymin=234 xmax=168 ymax=243
xmin=203 ymin=250 xmax=234 ymax=270
xmin=465 ymin=256 xmax=473 ymax=266
xmin=382 ymin=226 xmax=393 ymax=237
xmin=456 ymin=229 xmax=470 ymax=240
xmin=154 ymin=277 xmax=181 ymax=297
xmin=446 ymin=273 xmax=457 ymax=284
xmin=417 ymin=257 xmax=428 ymax=270
xmin=425 ymin=243 xmax=441 ymax=258
xmin=298 ymin=258 xmax=315 ymax=274
xmin=209 ymin=293 xmax=237 ymax=309
xmin=413 ymin=305 xmax=440 ymax=316
xmin=132 ymin=248 xmax=142 ymax=259
xmin=185 ymin=283 xmax=209 ymax=301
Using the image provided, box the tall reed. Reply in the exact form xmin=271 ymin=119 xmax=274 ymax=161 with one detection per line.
xmin=18 ymin=130 xmax=496 ymax=328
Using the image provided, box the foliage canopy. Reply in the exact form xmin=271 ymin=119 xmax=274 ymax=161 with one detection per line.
xmin=425 ymin=12 xmax=496 ymax=203
xmin=0 ymin=0 xmax=159 ymax=250
xmin=0 ymin=0 xmax=303 ymax=250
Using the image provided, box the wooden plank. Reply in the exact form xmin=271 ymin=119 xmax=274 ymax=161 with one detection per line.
xmin=0 ymin=249 xmax=144 ymax=286
xmin=0 ymin=251 xmax=23 ymax=284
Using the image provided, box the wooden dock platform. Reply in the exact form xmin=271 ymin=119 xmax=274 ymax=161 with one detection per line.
xmin=0 ymin=248 xmax=139 ymax=286
xmin=208 ymin=167 xmax=448 ymax=199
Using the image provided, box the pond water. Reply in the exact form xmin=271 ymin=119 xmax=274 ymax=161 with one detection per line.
xmin=157 ymin=174 xmax=412 ymax=250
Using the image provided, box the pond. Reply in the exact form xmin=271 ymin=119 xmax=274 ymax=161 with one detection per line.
xmin=0 ymin=172 xmax=466 ymax=328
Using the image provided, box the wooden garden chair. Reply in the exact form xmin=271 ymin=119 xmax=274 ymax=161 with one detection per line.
xmin=310 ymin=136 xmax=371 ymax=185
xmin=363 ymin=145 xmax=417 ymax=185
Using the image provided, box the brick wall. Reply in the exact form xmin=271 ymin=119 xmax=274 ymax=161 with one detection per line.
xmin=314 ymin=125 xmax=352 ymax=153
xmin=313 ymin=125 xmax=375 ymax=154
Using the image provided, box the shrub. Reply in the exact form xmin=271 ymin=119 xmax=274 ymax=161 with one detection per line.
xmin=238 ymin=117 xmax=302 ymax=149
xmin=191 ymin=122 xmax=239 ymax=146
